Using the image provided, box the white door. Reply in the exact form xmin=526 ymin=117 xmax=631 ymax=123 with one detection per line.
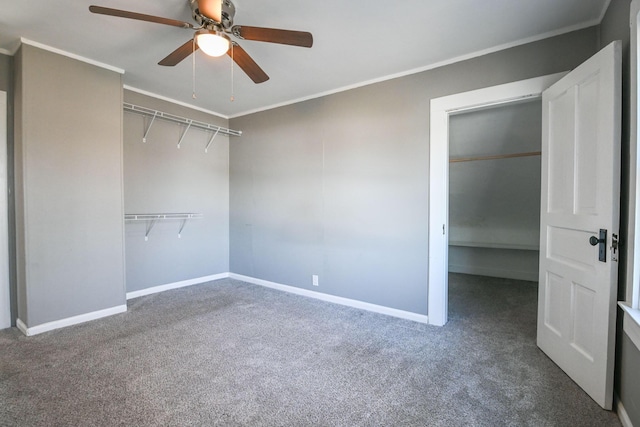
xmin=538 ymin=41 xmax=621 ymax=410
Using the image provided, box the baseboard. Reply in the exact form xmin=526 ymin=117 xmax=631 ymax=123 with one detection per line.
xmin=229 ymin=273 xmax=430 ymax=324
xmin=16 ymin=304 xmax=127 ymax=337
xmin=448 ymin=264 xmax=538 ymax=282
xmin=616 ymin=395 xmax=635 ymax=427
xmin=126 ymin=273 xmax=230 ymax=300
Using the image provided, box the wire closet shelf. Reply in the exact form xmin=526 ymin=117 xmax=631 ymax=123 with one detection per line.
xmin=123 ymin=102 xmax=242 ymax=151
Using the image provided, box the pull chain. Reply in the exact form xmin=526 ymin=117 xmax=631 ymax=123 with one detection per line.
xmin=230 ymin=43 xmax=235 ymax=102
xmin=192 ymin=37 xmax=197 ymax=99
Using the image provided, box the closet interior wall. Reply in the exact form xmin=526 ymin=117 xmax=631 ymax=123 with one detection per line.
xmin=122 ymin=90 xmax=230 ymax=295
xmin=448 ymin=99 xmax=542 ymax=282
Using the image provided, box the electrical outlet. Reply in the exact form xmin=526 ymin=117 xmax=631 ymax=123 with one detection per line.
xmin=312 ymin=275 xmax=319 ymax=286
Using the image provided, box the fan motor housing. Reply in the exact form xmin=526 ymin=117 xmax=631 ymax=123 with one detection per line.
xmin=190 ymin=0 xmax=236 ymax=29
xmin=221 ymin=0 xmax=236 ymax=28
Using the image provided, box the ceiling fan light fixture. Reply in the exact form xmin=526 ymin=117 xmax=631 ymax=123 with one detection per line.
xmin=195 ymin=30 xmax=229 ymax=57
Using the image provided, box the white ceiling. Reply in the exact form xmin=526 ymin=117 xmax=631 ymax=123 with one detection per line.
xmin=0 ymin=0 xmax=610 ymax=118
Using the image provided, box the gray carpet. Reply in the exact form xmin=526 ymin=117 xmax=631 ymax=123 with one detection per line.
xmin=0 ymin=274 xmax=621 ymax=426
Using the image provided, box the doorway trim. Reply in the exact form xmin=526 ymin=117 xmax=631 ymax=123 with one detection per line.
xmin=427 ymin=73 xmax=566 ymax=326
xmin=0 ymin=90 xmax=9 ymax=329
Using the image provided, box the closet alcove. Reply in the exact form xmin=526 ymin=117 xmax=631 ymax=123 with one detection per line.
xmin=448 ymin=99 xmax=542 ymax=282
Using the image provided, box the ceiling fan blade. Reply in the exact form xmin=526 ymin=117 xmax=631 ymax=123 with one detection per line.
xmin=232 ymin=26 xmax=313 ymax=48
xmin=159 ymin=39 xmax=198 ymax=66
xmin=89 ymin=5 xmax=194 ymax=29
xmin=228 ymin=43 xmax=269 ymax=84
xmin=197 ymin=0 xmax=222 ymax=23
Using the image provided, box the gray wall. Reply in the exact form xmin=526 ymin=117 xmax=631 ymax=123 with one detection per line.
xmin=449 ymin=101 xmax=542 ymax=248
xmin=0 ymin=53 xmax=16 ymax=326
xmin=229 ymin=28 xmax=599 ymax=315
xmin=14 ymin=45 xmax=125 ymax=327
xmin=600 ymin=0 xmax=640 ymax=424
xmin=123 ymin=90 xmax=229 ymax=293
xmin=618 ymin=332 xmax=640 ymax=423
xmin=0 ymin=55 xmax=10 ymax=90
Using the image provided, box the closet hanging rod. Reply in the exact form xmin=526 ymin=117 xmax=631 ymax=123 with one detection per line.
xmin=123 ymin=103 xmax=242 ymax=137
xmin=450 ymin=151 xmax=541 ymax=163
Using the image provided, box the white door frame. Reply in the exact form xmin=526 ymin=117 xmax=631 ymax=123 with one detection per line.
xmin=427 ymin=73 xmax=566 ymax=326
xmin=620 ymin=0 xmax=640 ymax=357
xmin=627 ymin=0 xmax=640 ymax=309
xmin=0 ymin=90 xmax=9 ymax=329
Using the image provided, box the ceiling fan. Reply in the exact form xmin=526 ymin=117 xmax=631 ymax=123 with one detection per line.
xmin=89 ymin=0 xmax=313 ymax=84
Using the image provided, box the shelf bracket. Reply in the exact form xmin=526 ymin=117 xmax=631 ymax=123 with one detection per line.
xmin=178 ymin=219 xmax=188 ymax=238
xmin=145 ymin=219 xmax=157 ymax=241
xmin=177 ymin=121 xmax=193 ymax=149
xmin=205 ymin=128 xmax=220 ymax=153
xmin=143 ymin=112 xmax=157 ymax=143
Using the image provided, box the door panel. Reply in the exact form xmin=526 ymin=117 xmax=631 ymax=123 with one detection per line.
xmin=538 ymin=41 xmax=621 ymax=410
xmin=543 ymin=271 xmax=570 ymax=337
xmin=575 ymin=75 xmax=600 ymax=215
xmin=547 ymin=226 xmax=595 ymax=270
xmin=547 ymin=87 xmax=575 ymax=214
xmin=572 ymin=283 xmax=596 ymax=360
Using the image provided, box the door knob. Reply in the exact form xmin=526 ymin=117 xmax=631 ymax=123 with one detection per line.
xmin=589 ymin=236 xmax=603 ymax=246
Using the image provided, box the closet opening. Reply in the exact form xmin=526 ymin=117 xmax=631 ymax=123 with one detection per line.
xmin=447 ymin=98 xmax=542 ymax=319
